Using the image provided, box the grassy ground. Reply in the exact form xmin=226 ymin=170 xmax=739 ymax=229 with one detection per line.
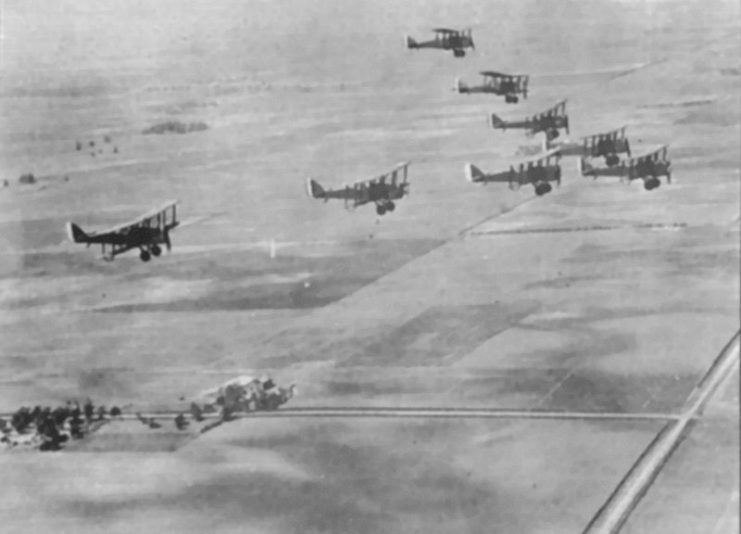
xmin=0 ymin=0 xmax=738 ymax=532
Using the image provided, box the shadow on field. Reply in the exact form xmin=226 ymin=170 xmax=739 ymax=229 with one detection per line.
xmin=345 ymin=302 xmax=539 ymax=366
xmin=63 ymin=420 xmax=515 ymax=534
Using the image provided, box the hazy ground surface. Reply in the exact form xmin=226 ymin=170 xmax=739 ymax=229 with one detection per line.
xmin=0 ymin=1 xmax=739 ymax=533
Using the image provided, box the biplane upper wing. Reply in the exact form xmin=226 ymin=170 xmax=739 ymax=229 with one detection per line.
xmin=432 ymin=27 xmax=459 ymax=34
xmin=480 ymin=70 xmax=511 ymax=78
xmin=582 ymin=125 xmax=630 ymax=157
xmin=531 ymin=99 xmax=568 ymax=121
xmin=90 ymin=200 xmax=179 ymax=238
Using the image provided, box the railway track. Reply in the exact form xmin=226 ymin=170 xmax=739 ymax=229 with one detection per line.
xmin=67 ymin=406 xmax=681 ymax=423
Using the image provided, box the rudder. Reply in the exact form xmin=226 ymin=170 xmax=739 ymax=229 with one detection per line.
xmin=66 ymin=222 xmax=88 ymax=243
xmin=489 ymin=113 xmax=505 ymax=129
xmin=306 ymin=178 xmax=326 ymax=199
xmin=465 ymin=163 xmax=485 ymax=183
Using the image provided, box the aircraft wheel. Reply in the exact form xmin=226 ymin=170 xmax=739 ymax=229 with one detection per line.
xmin=139 ymin=249 xmax=151 ymax=262
xmin=644 ymin=177 xmax=660 ymax=190
xmin=150 ymin=244 xmax=162 ymax=257
xmin=534 ymin=183 xmax=546 ymax=196
xmin=547 ymin=129 xmax=560 ymax=141
xmin=453 ymin=49 xmax=465 ymax=58
xmin=509 ymin=95 xmax=519 ymax=104
xmin=386 ymin=201 xmax=395 ymax=212
xmin=376 ymin=204 xmax=387 ymax=216
xmin=605 ymin=154 xmax=620 ymax=167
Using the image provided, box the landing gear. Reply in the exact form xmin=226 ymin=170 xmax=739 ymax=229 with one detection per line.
xmin=150 ymin=244 xmax=162 ymax=257
xmin=534 ymin=182 xmax=552 ymax=196
xmin=546 ymin=128 xmax=559 ymax=141
xmin=644 ymin=177 xmax=660 ymax=191
xmin=604 ymin=154 xmax=620 ymax=167
xmin=139 ymin=249 xmax=151 ymax=262
xmin=375 ymin=200 xmax=395 ymax=216
xmin=505 ymin=94 xmax=519 ymax=104
xmin=453 ymin=49 xmax=465 ymax=58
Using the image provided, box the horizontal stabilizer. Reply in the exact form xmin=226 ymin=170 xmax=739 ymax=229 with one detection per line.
xmin=306 ymin=178 xmax=326 ymax=199
xmin=66 ymin=222 xmax=88 ymax=243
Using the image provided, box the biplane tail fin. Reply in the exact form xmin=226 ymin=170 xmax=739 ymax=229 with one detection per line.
xmin=405 ymin=35 xmax=417 ymax=49
xmin=306 ymin=178 xmax=326 ymax=200
xmin=465 ymin=163 xmax=486 ymax=184
xmin=66 ymin=222 xmax=88 ymax=243
xmin=488 ymin=113 xmax=505 ymax=129
xmin=455 ymin=77 xmax=465 ymax=93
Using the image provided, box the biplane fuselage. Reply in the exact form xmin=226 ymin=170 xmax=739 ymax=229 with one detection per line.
xmin=66 ymin=201 xmax=179 ymax=261
xmin=465 ymin=151 xmax=562 ymax=197
xmin=490 ymin=100 xmax=569 ymax=140
xmin=307 ymin=162 xmax=411 ymax=216
xmin=406 ymin=29 xmax=474 ymax=57
xmin=549 ymin=126 xmax=631 ymax=166
xmin=457 ymin=72 xmax=528 ymax=103
xmin=579 ymin=146 xmax=671 ymax=190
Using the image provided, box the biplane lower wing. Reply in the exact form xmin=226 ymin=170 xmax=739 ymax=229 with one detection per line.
xmin=66 ymin=200 xmax=179 ymax=261
xmin=307 ymin=162 xmax=411 ymax=216
xmin=466 ymin=151 xmax=562 ymax=196
xmin=465 ymin=164 xmax=515 ymax=185
xmin=578 ymin=146 xmax=670 ymax=190
xmin=550 ymin=126 xmax=631 ymax=165
xmin=489 ymin=100 xmax=569 ymax=139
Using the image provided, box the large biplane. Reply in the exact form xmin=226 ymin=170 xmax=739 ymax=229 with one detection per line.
xmin=579 ymin=146 xmax=671 ymax=190
xmin=548 ymin=126 xmax=631 ymax=166
xmin=489 ymin=100 xmax=569 ymax=141
xmin=405 ymin=28 xmax=475 ymax=57
xmin=306 ymin=162 xmax=411 ymax=216
xmin=465 ymin=149 xmax=562 ymax=196
xmin=456 ymin=71 xmax=529 ymax=103
xmin=66 ymin=201 xmax=179 ymax=261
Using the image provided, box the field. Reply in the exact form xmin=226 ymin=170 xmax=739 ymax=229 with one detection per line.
xmin=0 ymin=1 xmax=739 ymax=533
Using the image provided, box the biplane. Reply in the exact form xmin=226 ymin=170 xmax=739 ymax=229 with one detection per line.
xmin=66 ymin=201 xmax=179 ymax=261
xmin=465 ymin=149 xmax=562 ymax=196
xmin=306 ymin=162 xmax=410 ymax=216
xmin=548 ymin=126 xmax=631 ymax=166
xmin=405 ymin=28 xmax=475 ymax=57
xmin=578 ymin=145 xmax=671 ymax=190
xmin=456 ymin=71 xmax=529 ymax=103
xmin=489 ymin=100 xmax=569 ymax=141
